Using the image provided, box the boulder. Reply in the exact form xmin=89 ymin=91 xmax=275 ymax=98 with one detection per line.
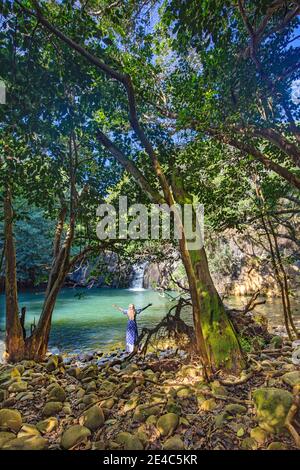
xmin=61 ymin=425 xmax=91 ymax=450
xmin=211 ymin=381 xmax=228 ymax=396
xmin=45 ymin=355 xmax=59 ymax=372
xmin=0 ymin=408 xmax=22 ymax=432
xmin=163 ymin=435 xmax=185 ymax=450
xmin=0 ymin=432 xmax=15 ymax=449
xmin=133 ymin=405 xmax=161 ymax=422
xmin=156 ymin=413 xmax=179 ymax=437
xmin=267 ymin=441 xmax=286 ymax=450
xmin=250 ymin=426 xmax=268 ymax=444
xmin=42 ymin=401 xmax=63 ymax=417
xmin=253 ymin=388 xmax=293 ymax=433
xmin=270 ymin=336 xmax=283 ymax=349
xmin=224 ymin=404 xmax=247 ymax=415
xmin=241 ymin=437 xmax=258 ymax=450
xmin=115 ymin=432 xmax=143 ymax=450
xmin=48 ymin=384 xmax=66 ymax=402
xmin=17 ymin=424 xmax=41 ymax=438
xmin=176 ymin=387 xmax=192 ymax=398
xmin=36 ymin=417 xmax=58 ymax=434
xmin=2 ymin=435 xmax=48 ymax=450
xmin=200 ymin=398 xmax=217 ymax=411
xmin=79 ymin=405 xmax=104 ymax=431
xmin=282 ymin=371 xmax=300 ymax=387
xmin=0 ymin=390 xmax=9 ymax=402
xmin=8 ymin=381 xmax=28 ymax=393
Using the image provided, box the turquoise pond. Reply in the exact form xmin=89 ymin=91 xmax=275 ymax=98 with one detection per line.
xmin=0 ymin=288 xmax=298 ymax=354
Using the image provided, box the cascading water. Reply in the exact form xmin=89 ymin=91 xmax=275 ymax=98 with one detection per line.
xmin=129 ymin=261 xmax=148 ymax=291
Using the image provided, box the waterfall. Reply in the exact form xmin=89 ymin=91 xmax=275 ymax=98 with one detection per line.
xmin=129 ymin=262 xmax=148 ymax=291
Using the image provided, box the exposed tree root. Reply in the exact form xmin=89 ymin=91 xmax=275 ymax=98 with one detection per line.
xmin=285 ymin=388 xmax=300 ymax=449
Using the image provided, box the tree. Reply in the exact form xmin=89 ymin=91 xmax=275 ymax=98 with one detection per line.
xmin=13 ymin=0 xmax=245 ymax=373
xmin=161 ymin=0 xmax=300 ymax=189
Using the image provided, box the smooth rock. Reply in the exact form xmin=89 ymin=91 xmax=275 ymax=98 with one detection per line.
xmin=42 ymin=401 xmax=63 ymax=417
xmin=250 ymin=426 xmax=268 ymax=444
xmin=200 ymin=398 xmax=217 ymax=411
xmin=45 ymin=356 xmax=59 ymax=372
xmin=79 ymin=405 xmax=104 ymax=431
xmin=8 ymin=381 xmax=28 ymax=393
xmin=156 ymin=413 xmax=179 ymax=437
xmin=115 ymin=432 xmax=143 ymax=450
xmin=282 ymin=371 xmax=300 ymax=387
xmin=0 ymin=408 xmax=22 ymax=432
xmin=60 ymin=425 xmax=91 ymax=450
xmin=253 ymin=388 xmax=293 ymax=433
xmin=0 ymin=431 xmax=15 ymax=448
xmin=163 ymin=435 xmax=185 ymax=450
xmin=36 ymin=417 xmax=58 ymax=434
xmin=224 ymin=404 xmax=247 ymax=415
xmin=241 ymin=437 xmax=258 ymax=450
xmin=48 ymin=384 xmax=66 ymax=402
xmin=17 ymin=424 xmax=41 ymax=438
xmin=2 ymin=435 xmax=48 ymax=450
xmin=267 ymin=441 xmax=287 ymax=450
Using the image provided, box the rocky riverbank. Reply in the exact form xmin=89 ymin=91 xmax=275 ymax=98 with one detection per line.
xmin=0 ymin=339 xmax=300 ymax=451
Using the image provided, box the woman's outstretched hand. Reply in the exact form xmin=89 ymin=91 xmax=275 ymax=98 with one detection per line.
xmin=112 ymin=304 xmax=123 ymax=312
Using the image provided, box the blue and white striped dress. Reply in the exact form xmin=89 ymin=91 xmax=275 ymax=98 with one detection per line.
xmin=122 ymin=307 xmax=142 ymax=352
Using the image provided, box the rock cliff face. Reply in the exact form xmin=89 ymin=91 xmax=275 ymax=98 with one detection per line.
xmin=142 ymin=231 xmax=300 ymax=297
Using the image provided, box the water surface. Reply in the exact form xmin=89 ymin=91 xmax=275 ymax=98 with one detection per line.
xmin=1 ymin=288 xmax=299 ymax=354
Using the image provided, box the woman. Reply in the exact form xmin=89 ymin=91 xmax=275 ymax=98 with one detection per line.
xmin=112 ymin=303 xmax=152 ymax=353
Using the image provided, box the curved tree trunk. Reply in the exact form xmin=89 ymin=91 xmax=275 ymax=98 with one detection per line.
xmin=189 ymin=247 xmax=245 ymax=372
xmin=172 ymin=177 xmax=245 ymax=373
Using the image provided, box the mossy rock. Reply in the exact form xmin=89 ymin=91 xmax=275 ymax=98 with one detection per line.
xmin=102 ymin=398 xmax=115 ymax=409
xmin=0 ymin=390 xmax=9 ymax=402
xmin=60 ymin=425 xmax=91 ymax=450
xmin=270 ymin=336 xmax=283 ymax=349
xmin=67 ymin=367 xmax=81 ymax=379
xmin=0 ymin=371 xmax=12 ymax=386
xmin=176 ymin=387 xmax=192 ymax=399
xmin=42 ymin=401 xmax=63 ymax=417
xmin=135 ymin=429 xmax=148 ymax=447
xmin=180 ymin=365 xmax=200 ymax=378
xmin=133 ymin=405 xmax=161 ymax=422
xmin=267 ymin=441 xmax=287 ymax=450
xmin=0 ymin=408 xmax=22 ymax=432
xmin=250 ymin=426 xmax=268 ymax=444
xmin=166 ymin=401 xmax=181 ymax=414
xmin=241 ymin=437 xmax=258 ymax=450
xmin=79 ymin=405 xmax=104 ymax=431
xmin=0 ymin=432 xmax=15 ymax=449
xmin=2 ymin=435 xmax=48 ymax=450
xmin=8 ymin=381 xmax=28 ymax=393
xmin=48 ymin=384 xmax=66 ymax=402
xmin=211 ymin=381 xmax=228 ymax=397
xmin=163 ymin=435 xmax=185 ymax=450
xmin=214 ymin=412 xmax=229 ymax=428
xmin=200 ymin=398 xmax=217 ymax=411
xmin=45 ymin=355 xmax=59 ymax=372
xmin=224 ymin=404 xmax=247 ymax=415
xmin=36 ymin=417 xmax=58 ymax=434
xmin=82 ymin=393 xmax=98 ymax=406
xmin=17 ymin=424 xmax=41 ymax=438
xmin=145 ymin=415 xmax=157 ymax=426
xmin=156 ymin=413 xmax=179 ymax=437
xmin=253 ymin=388 xmax=293 ymax=433
xmin=282 ymin=371 xmax=300 ymax=388
xmin=115 ymin=432 xmax=143 ymax=450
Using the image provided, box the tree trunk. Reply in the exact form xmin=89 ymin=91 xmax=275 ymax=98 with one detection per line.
xmin=4 ymin=186 xmax=25 ymax=362
xmin=189 ymin=247 xmax=245 ymax=372
xmin=172 ymin=177 xmax=245 ymax=373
